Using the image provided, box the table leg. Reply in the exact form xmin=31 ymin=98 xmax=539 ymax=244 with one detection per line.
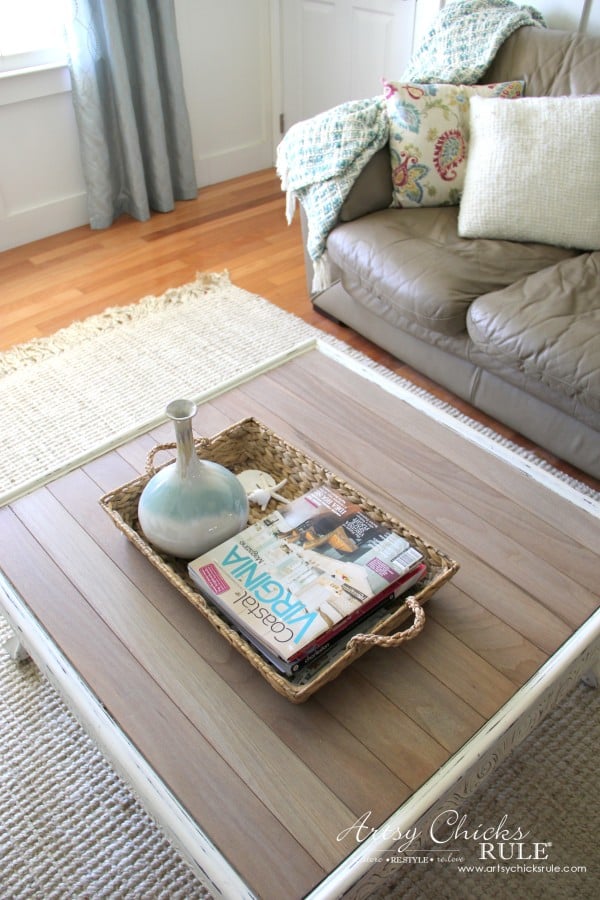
xmin=2 ymin=628 xmax=31 ymax=662
xmin=581 ymin=664 xmax=599 ymax=689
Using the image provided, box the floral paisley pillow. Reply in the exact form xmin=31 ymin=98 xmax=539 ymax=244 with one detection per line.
xmin=383 ymin=80 xmax=523 ymax=208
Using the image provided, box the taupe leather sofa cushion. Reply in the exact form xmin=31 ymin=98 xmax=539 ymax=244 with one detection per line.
xmin=485 ymin=25 xmax=600 ymax=97
xmin=327 ymin=207 xmax=576 ymax=337
xmin=468 ymin=253 xmax=600 ymax=427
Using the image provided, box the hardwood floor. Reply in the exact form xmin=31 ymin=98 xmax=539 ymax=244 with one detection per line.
xmin=1 ymin=168 xmax=597 ymax=491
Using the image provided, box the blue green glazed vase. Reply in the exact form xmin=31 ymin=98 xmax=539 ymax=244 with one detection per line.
xmin=137 ymin=399 xmax=249 ymax=559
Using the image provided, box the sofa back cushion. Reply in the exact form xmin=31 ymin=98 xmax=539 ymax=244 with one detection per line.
xmin=483 ymin=25 xmax=600 ymax=96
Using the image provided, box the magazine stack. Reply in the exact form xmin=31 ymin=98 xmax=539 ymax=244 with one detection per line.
xmin=189 ymin=484 xmax=426 ymax=675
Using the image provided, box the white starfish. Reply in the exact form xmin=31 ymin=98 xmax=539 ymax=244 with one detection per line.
xmin=247 ymin=478 xmax=288 ymax=510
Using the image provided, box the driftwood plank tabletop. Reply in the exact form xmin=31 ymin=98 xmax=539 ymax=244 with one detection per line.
xmin=0 ymin=347 xmax=598 ymax=899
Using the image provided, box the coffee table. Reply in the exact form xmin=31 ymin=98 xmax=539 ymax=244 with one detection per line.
xmin=1 ymin=344 xmax=598 ymax=899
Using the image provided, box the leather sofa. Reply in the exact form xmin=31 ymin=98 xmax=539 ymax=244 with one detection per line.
xmin=304 ymin=26 xmax=600 ymax=479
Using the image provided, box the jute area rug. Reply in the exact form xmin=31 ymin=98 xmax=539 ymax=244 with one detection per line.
xmin=0 ymin=273 xmax=598 ymax=899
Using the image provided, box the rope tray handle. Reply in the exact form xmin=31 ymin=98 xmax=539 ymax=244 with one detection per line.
xmin=346 ymin=596 xmax=426 ymax=650
xmin=145 ymin=438 xmax=209 ymax=477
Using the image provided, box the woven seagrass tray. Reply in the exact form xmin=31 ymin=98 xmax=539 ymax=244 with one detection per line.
xmin=100 ymin=417 xmax=459 ymax=702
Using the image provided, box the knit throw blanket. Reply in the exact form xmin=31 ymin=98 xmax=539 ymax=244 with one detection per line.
xmin=276 ymin=0 xmax=545 ymax=292
xmin=404 ymin=0 xmax=545 ymax=83
xmin=277 ymin=97 xmax=388 ymax=291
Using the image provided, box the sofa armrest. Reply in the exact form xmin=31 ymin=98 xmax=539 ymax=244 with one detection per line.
xmin=339 ymin=145 xmax=393 ymax=222
xmin=300 ymin=145 xmax=392 ymax=296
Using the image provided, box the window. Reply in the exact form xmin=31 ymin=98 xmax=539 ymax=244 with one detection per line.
xmin=0 ymin=0 xmax=68 ymax=74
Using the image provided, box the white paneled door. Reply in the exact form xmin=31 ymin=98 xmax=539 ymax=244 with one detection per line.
xmin=280 ymin=0 xmax=417 ymax=131
xmin=176 ymin=0 xmax=277 ymax=186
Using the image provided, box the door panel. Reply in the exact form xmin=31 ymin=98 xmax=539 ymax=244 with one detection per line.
xmin=281 ymin=0 xmax=417 ymax=129
xmin=176 ymin=0 xmax=275 ymax=185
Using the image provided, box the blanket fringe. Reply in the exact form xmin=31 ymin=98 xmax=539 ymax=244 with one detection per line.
xmin=312 ymin=255 xmax=334 ymax=293
xmin=285 ymin=189 xmax=297 ymax=225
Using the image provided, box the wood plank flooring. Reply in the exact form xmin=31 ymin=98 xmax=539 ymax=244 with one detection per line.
xmin=1 ymin=167 xmax=598 ymax=492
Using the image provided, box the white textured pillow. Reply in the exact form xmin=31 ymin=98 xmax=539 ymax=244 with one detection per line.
xmin=458 ymin=95 xmax=600 ymax=250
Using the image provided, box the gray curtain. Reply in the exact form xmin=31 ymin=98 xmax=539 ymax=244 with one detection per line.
xmin=66 ymin=0 xmax=197 ymax=229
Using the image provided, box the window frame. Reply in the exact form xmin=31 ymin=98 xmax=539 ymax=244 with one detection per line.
xmin=0 ymin=1 xmax=68 ymax=76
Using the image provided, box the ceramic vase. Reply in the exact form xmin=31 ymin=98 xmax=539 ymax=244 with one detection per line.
xmin=137 ymin=399 xmax=249 ymax=559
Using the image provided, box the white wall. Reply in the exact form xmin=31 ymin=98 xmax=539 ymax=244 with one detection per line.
xmin=0 ymin=0 xmax=598 ymax=253
xmin=529 ymin=0 xmax=588 ymax=31
xmin=0 ymin=66 xmax=87 ymax=251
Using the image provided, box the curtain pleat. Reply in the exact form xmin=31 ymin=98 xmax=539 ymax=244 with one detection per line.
xmin=66 ymin=0 xmax=197 ymax=229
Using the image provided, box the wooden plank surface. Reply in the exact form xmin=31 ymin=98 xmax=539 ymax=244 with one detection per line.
xmin=1 ymin=348 xmax=598 ymax=899
xmin=0 ymin=510 xmax=321 ymax=896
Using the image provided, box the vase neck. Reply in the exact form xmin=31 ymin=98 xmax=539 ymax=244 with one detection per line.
xmin=167 ymin=399 xmax=200 ymax=479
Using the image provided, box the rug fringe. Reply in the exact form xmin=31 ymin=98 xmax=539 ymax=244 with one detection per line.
xmin=0 ymin=272 xmax=233 ymax=376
